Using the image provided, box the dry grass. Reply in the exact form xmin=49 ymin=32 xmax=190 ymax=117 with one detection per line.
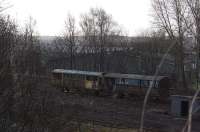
xmin=80 ymin=123 xmax=137 ymax=132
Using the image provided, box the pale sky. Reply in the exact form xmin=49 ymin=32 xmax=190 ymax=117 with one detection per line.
xmin=6 ymin=0 xmax=152 ymax=36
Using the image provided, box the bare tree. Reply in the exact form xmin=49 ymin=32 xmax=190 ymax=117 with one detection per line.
xmin=80 ymin=9 xmax=100 ymax=71
xmin=0 ymin=0 xmax=12 ymax=12
xmin=181 ymin=1 xmax=200 ymax=131
xmin=14 ymin=17 xmax=47 ymax=132
xmin=152 ymin=0 xmax=188 ymax=90
xmin=80 ymin=7 xmax=117 ymax=72
xmin=64 ymin=13 xmax=77 ymax=69
xmin=134 ymin=30 xmax=172 ymax=75
xmin=0 ymin=15 xmax=17 ymax=131
xmin=185 ymin=0 xmax=200 ymax=88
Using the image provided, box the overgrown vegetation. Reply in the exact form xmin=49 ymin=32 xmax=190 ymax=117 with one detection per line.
xmin=0 ymin=0 xmax=200 ymax=132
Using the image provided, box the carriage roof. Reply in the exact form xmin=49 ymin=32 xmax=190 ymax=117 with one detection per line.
xmin=52 ymin=69 xmax=103 ymax=77
xmin=52 ymin=69 xmax=168 ymax=81
xmin=104 ymin=73 xmax=168 ymax=81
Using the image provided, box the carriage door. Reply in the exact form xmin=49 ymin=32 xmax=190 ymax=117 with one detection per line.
xmin=181 ymin=100 xmax=189 ymax=116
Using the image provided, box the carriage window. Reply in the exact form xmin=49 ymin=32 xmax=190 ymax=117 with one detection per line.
xmin=77 ymin=74 xmax=83 ymax=79
xmin=154 ymin=81 xmax=159 ymax=88
xmin=115 ymin=79 xmax=120 ymax=84
xmin=141 ymin=80 xmax=149 ymax=87
xmin=64 ymin=74 xmax=69 ymax=78
xmin=74 ymin=74 xmax=79 ymax=79
xmin=117 ymin=79 xmax=126 ymax=85
xmin=86 ymin=76 xmax=97 ymax=81
xmin=116 ymin=78 xmax=126 ymax=85
xmin=127 ymin=79 xmax=139 ymax=86
xmin=64 ymin=74 xmax=73 ymax=78
xmin=149 ymin=80 xmax=156 ymax=87
xmin=148 ymin=80 xmax=158 ymax=88
xmin=124 ymin=79 xmax=128 ymax=85
xmin=86 ymin=76 xmax=91 ymax=80
xmin=53 ymin=73 xmax=62 ymax=79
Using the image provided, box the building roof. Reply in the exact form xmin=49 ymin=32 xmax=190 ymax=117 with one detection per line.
xmin=171 ymin=95 xmax=200 ymax=100
xmin=52 ymin=69 xmax=103 ymax=76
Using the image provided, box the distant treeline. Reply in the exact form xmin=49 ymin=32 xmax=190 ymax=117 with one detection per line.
xmin=43 ymin=35 xmax=175 ymax=75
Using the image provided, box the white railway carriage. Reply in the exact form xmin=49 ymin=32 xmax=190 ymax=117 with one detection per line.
xmin=52 ymin=69 xmax=103 ymax=92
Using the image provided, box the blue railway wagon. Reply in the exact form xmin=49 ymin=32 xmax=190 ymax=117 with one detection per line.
xmin=104 ymin=73 xmax=171 ymax=98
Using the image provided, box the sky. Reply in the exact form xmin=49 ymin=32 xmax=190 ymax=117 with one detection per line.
xmin=5 ymin=0 xmax=152 ymax=36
